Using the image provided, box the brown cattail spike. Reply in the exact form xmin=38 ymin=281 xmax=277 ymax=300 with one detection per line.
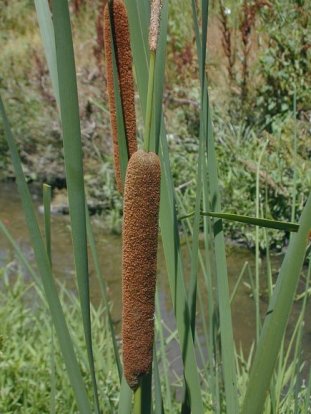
xmin=122 ymin=150 xmax=161 ymax=390
xmin=104 ymin=0 xmax=137 ymax=193
xmin=149 ymin=0 xmax=162 ymax=51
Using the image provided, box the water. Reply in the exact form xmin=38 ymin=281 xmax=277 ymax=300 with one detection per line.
xmin=1 ymin=182 xmax=310 ymax=380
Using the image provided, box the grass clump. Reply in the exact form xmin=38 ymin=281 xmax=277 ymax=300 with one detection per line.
xmin=0 ymin=269 xmax=119 ymax=413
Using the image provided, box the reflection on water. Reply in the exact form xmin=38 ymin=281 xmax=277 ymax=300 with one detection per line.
xmin=1 ymin=182 xmax=310 ymax=380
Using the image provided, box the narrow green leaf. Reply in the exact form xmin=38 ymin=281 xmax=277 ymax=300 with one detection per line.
xmin=85 ymin=209 xmax=122 ymax=381
xmin=134 ymin=386 xmax=142 ymax=414
xmin=118 ymin=375 xmax=133 ymax=414
xmin=153 ymin=348 xmax=164 ymax=414
xmin=36 ymin=0 xmax=125 ymax=389
xmin=303 ymin=368 xmax=311 ymax=412
xmin=0 ymin=219 xmax=41 ymax=289
xmin=34 ymin=0 xmax=60 ymax=109
xmin=205 ymin=212 xmax=299 ymax=232
xmin=180 ymin=210 xmax=299 ymax=233
xmin=143 ymin=50 xmax=156 ymax=152
xmin=255 ymin=142 xmax=268 ymax=342
xmin=188 ymin=137 xmax=203 ymax=337
xmin=201 ymin=158 xmax=222 ymax=413
xmin=42 ymin=183 xmax=56 ymax=414
xmin=291 ymin=86 xmax=297 ymax=226
xmin=206 ymin=105 xmax=239 ymax=414
xmin=230 ymin=261 xmax=248 ymax=305
xmin=141 ymin=372 xmax=152 ymax=414
xmin=241 ymin=194 xmax=311 ymax=414
xmin=156 ymin=291 xmax=172 ymax=412
xmin=0 ymin=95 xmax=92 ymax=414
xmin=51 ymin=1 xmax=99 ymax=411
xmin=43 ymin=183 xmax=52 ymax=262
xmin=191 ymin=0 xmax=239 ymax=411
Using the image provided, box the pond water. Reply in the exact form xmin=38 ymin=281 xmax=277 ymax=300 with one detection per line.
xmin=1 ymin=182 xmax=310 ymax=380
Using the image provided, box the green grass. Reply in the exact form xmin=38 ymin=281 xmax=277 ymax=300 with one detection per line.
xmin=0 ymin=271 xmax=119 ymax=414
xmin=1 ymin=264 xmax=310 ymax=413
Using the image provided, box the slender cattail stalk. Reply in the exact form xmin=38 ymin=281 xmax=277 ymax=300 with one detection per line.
xmin=149 ymin=0 xmax=162 ymax=52
xmin=122 ymin=150 xmax=161 ymax=390
xmin=143 ymin=0 xmax=162 ymax=153
xmin=104 ymin=0 xmax=137 ymax=193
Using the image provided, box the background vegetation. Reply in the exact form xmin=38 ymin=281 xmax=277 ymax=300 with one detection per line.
xmin=0 ymin=0 xmax=310 ymax=247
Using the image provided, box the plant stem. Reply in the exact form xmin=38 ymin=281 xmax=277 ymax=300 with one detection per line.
xmin=144 ymin=50 xmax=156 ymax=153
xmin=255 ymin=141 xmax=268 ymax=342
xmin=133 ymin=386 xmax=142 ymax=414
xmin=291 ymin=86 xmax=297 ymax=227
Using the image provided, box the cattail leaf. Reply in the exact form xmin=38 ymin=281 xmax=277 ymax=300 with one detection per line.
xmin=43 ymin=183 xmax=56 ymax=414
xmin=204 ymin=212 xmax=299 ymax=233
xmin=35 ymin=0 xmax=122 ymax=389
xmin=51 ymin=1 xmax=100 ymax=412
xmin=153 ymin=347 xmax=164 ymax=414
xmin=0 ymin=95 xmax=92 ymax=414
xmin=85 ymin=208 xmax=122 ymax=381
xmin=34 ymin=0 xmax=60 ymax=110
xmin=241 ymin=194 xmax=311 ymax=414
xmin=188 ymin=138 xmax=204 ymax=337
xmin=43 ymin=184 xmax=52 ymax=262
xmin=156 ymin=291 xmax=173 ymax=411
xmin=206 ymin=97 xmax=239 ymax=414
xmin=0 ymin=219 xmax=41 ymax=289
xmin=191 ymin=0 xmax=239 ymax=411
xmin=118 ymin=375 xmax=133 ymax=414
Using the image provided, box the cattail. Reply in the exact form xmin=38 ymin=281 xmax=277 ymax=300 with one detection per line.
xmin=149 ymin=0 xmax=162 ymax=51
xmin=122 ymin=150 xmax=161 ymax=389
xmin=104 ymin=0 xmax=137 ymax=193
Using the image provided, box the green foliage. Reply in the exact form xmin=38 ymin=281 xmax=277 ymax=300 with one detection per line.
xmin=215 ymin=114 xmax=310 ymax=249
xmin=255 ymin=0 xmax=311 ymax=129
xmin=87 ymin=155 xmax=124 ymax=234
xmin=169 ymin=109 xmax=310 ymax=249
xmin=167 ymin=0 xmax=192 ymax=52
xmin=0 ymin=272 xmax=119 ymax=413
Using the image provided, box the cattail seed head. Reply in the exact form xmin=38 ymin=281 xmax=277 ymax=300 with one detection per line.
xmin=149 ymin=0 xmax=162 ymax=51
xmin=122 ymin=150 xmax=161 ymax=389
xmin=104 ymin=0 xmax=137 ymax=193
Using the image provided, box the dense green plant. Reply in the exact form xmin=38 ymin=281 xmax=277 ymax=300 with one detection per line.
xmin=255 ymin=0 xmax=311 ymax=130
xmin=0 ymin=270 xmax=119 ymax=413
xmin=1 ymin=264 xmax=310 ymax=412
xmin=211 ymin=0 xmax=310 ymax=131
xmin=168 ymin=110 xmax=311 ymax=249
